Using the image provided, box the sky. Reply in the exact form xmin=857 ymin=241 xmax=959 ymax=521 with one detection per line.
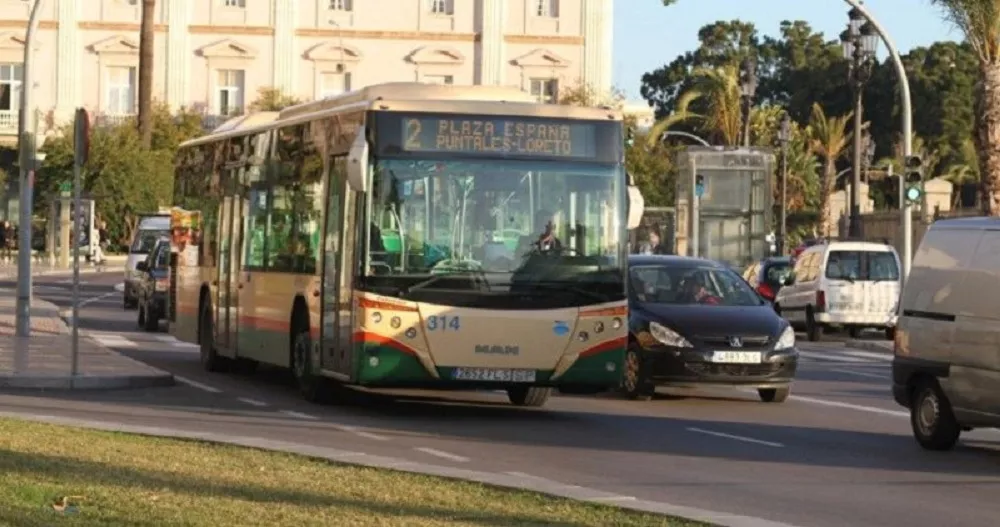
xmin=612 ymin=0 xmax=962 ymax=101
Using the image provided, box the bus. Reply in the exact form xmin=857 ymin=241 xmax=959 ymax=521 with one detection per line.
xmin=168 ymin=82 xmax=644 ymax=407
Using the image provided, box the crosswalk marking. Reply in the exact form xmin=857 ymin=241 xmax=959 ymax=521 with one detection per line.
xmin=86 ymin=331 xmax=198 ymax=351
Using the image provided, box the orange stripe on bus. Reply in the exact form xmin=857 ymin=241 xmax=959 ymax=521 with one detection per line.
xmin=579 ymin=336 xmax=627 ymax=357
xmin=357 ymin=297 xmax=419 ymax=312
xmin=352 ymin=330 xmax=419 ymax=357
xmin=580 ymin=305 xmax=627 ymax=317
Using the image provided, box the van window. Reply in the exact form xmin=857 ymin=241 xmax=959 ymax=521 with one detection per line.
xmin=131 ymin=230 xmax=169 ymax=254
xmin=825 ymin=250 xmax=899 ymax=281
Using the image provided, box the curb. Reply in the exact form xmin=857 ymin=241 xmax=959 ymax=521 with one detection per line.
xmin=0 ymin=411 xmax=801 ymax=527
xmin=844 ymin=339 xmax=893 ymax=354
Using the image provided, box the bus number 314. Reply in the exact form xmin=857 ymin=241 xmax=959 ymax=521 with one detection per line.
xmin=426 ymin=315 xmax=461 ymax=331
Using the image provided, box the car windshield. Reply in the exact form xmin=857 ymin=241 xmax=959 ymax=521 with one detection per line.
xmin=630 ymin=263 xmax=764 ymax=307
xmin=825 ymin=250 xmax=899 ymax=281
xmin=131 ymin=230 xmax=169 ymax=253
xmin=154 ymin=245 xmax=170 ymax=268
xmin=360 ymin=156 xmax=626 ymax=308
xmin=764 ymin=262 xmax=791 ymax=286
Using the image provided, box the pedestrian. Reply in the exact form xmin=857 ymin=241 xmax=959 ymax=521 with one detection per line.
xmin=0 ymin=220 xmax=7 ymax=264
xmin=636 ymin=225 xmax=668 ymax=255
xmin=92 ymin=220 xmax=108 ymax=265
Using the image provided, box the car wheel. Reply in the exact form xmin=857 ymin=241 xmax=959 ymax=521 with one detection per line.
xmin=910 ymin=378 xmax=961 ymax=451
xmin=848 ymin=327 xmax=862 ymax=339
xmin=136 ymin=301 xmax=146 ymax=330
xmin=885 ymin=327 xmax=896 ymax=341
xmin=758 ymin=386 xmax=790 ymax=403
xmin=621 ymin=348 xmax=654 ymax=401
xmin=773 ymin=303 xmax=782 ymax=316
xmin=507 ymin=386 xmax=551 ymax=407
xmin=142 ymin=304 xmax=159 ymax=332
xmin=805 ymin=309 xmax=823 ymax=342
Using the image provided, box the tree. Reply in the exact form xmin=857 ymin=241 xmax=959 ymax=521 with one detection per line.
xmin=808 ymin=103 xmax=854 ymax=237
xmin=137 ymin=0 xmax=156 ymax=148
xmin=249 ymin=87 xmax=302 ymax=112
xmin=929 ymin=0 xmax=1000 ymax=214
xmin=649 ymin=64 xmax=744 ymax=146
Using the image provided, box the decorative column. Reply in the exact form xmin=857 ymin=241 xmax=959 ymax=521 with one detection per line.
xmin=55 ymin=0 xmax=80 ymax=122
xmin=166 ymin=0 xmax=191 ymax=111
xmin=479 ymin=0 xmax=506 ymax=85
xmin=581 ymin=0 xmax=612 ymax=94
xmin=272 ymin=0 xmax=296 ymax=95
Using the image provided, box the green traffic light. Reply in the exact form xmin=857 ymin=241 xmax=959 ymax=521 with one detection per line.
xmin=905 ymin=186 xmax=922 ymax=202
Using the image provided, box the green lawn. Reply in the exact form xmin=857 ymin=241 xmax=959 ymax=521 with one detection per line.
xmin=0 ymin=418 xmax=711 ymax=526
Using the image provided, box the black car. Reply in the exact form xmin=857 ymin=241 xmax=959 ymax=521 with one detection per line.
xmin=624 ymin=255 xmax=799 ymax=403
xmin=742 ymin=256 xmax=792 ymax=303
xmin=134 ymin=239 xmax=170 ymax=332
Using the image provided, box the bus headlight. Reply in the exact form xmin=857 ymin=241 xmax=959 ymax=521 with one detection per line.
xmin=405 ymin=327 xmax=417 ymax=339
xmin=611 ymin=317 xmax=622 ymax=329
xmin=372 ymin=312 xmax=382 ymax=323
xmin=390 ymin=316 xmax=401 ymax=329
xmin=594 ymin=321 xmax=604 ymax=333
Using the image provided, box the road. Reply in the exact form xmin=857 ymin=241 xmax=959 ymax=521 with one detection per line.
xmin=6 ymin=271 xmax=1000 ymax=527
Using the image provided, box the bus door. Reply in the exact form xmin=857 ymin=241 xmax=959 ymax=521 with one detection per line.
xmin=224 ymin=193 xmax=246 ymax=351
xmin=215 ymin=195 xmax=235 ymax=350
xmin=321 ymin=157 xmax=350 ymax=375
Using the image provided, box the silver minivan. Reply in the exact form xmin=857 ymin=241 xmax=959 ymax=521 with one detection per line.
xmin=124 ymin=214 xmax=170 ymax=309
xmin=893 ymin=217 xmax=1000 ymax=450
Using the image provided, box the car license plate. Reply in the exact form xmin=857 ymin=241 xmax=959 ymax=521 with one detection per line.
xmin=451 ymin=368 xmax=536 ymax=382
xmin=711 ymin=351 xmax=762 ymax=364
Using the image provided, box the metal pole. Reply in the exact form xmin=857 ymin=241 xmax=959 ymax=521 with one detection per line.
xmin=661 ymin=130 xmax=710 ymax=147
xmin=15 ymin=0 xmax=45 ymax=337
xmin=690 ymin=158 xmax=699 ymax=258
xmin=850 ymin=89 xmax=863 ymax=237
xmin=844 ymin=0 xmax=913 ymax=275
xmin=71 ymin=148 xmax=80 ymax=378
xmin=779 ymin=143 xmax=788 ymax=254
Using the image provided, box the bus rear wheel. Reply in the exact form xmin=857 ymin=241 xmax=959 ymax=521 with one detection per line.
xmin=507 ymin=386 xmax=551 ymax=407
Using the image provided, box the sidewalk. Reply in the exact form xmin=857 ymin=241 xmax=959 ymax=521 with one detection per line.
xmin=0 ymin=254 xmax=127 ymax=278
xmin=0 ymin=289 xmax=173 ymax=390
xmin=844 ymin=339 xmax=893 ymax=354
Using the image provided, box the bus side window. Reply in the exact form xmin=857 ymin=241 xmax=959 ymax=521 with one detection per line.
xmin=244 ymin=188 xmax=267 ymax=269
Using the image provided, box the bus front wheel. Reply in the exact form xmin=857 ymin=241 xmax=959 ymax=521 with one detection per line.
xmin=507 ymin=386 xmax=551 ymax=407
xmin=291 ymin=326 xmax=332 ymax=403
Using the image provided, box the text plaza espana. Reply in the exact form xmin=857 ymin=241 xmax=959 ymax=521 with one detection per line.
xmin=427 ymin=119 xmax=576 ymax=156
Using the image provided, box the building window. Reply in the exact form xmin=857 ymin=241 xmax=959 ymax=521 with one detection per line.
xmin=530 ymin=78 xmax=559 ymax=103
xmin=223 ymin=0 xmax=245 ymax=7
xmin=216 ymin=69 xmax=245 ymax=115
xmin=423 ymin=75 xmax=454 ymax=85
xmin=0 ymin=63 xmax=22 ymax=113
xmin=106 ymin=66 xmax=137 ymax=114
xmin=320 ymin=72 xmax=351 ymax=98
xmin=535 ymin=0 xmax=558 ymax=17
xmin=430 ymin=0 xmax=452 ymax=15
xmin=329 ymin=0 xmax=351 ymax=10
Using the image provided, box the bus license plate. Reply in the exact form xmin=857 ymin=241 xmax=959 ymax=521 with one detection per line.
xmin=452 ymin=368 xmax=536 ymax=383
xmin=711 ymin=351 xmax=762 ymax=364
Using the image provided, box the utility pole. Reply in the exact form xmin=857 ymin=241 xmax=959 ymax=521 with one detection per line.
xmin=777 ymin=115 xmax=791 ymax=255
xmin=137 ymin=0 xmax=156 ymax=148
xmin=14 ymin=0 xmax=45 ymax=337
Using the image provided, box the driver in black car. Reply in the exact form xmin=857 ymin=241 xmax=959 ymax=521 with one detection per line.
xmin=516 ymin=209 xmax=562 ymax=260
xmin=679 ymin=272 xmax=721 ymax=305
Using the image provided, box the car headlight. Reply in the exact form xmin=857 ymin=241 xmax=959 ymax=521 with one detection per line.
xmin=774 ymin=325 xmax=795 ymax=350
xmin=649 ymin=322 xmax=693 ymax=348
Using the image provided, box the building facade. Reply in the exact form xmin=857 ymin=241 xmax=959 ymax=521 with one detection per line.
xmin=0 ymin=0 xmax=614 ymax=140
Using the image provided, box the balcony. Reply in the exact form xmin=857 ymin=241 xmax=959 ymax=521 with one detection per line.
xmin=0 ymin=111 xmax=16 ymax=133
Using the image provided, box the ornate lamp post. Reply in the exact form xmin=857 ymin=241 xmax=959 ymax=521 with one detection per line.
xmin=841 ymin=9 xmax=879 ymax=238
xmin=739 ymin=57 xmax=758 ymax=147
xmin=777 ymin=115 xmax=791 ymax=254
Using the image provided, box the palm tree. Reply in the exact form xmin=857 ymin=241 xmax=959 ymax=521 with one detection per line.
xmin=137 ymin=0 xmax=156 ymax=149
xmin=930 ymin=1 xmax=1000 ymax=214
xmin=943 ymin=164 xmax=978 ymax=208
xmin=807 ymin=103 xmax=854 ymax=237
xmin=646 ymin=64 xmax=744 ymax=147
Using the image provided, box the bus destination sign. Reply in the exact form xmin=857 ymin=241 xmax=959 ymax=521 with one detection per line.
xmin=400 ymin=116 xmax=598 ymax=158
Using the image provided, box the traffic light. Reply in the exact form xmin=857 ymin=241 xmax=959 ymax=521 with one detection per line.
xmin=904 ymin=155 xmax=923 ymax=205
xmin=625 ymin=126 xmax=635 ymax=148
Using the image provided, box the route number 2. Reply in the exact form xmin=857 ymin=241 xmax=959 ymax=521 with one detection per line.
xmin=426 ymin=315 xmax=460 ymax=331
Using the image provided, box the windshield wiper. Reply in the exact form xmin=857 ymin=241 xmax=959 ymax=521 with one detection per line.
xmin=515 ymin=281 xmax=612 ymax=303
xmin=401 ymin=273 xmax=480 ymax=296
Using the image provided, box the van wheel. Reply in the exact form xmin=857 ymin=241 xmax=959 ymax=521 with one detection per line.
xmin=910 ymin=378 xmax=961 ymax=451
xmin=758 ymin=386 xmax=790 ymax=403
xmin=805 ymin=309 xmax=823 ymax=342
xmin=507 ymin=386 xmax=551 ymax=407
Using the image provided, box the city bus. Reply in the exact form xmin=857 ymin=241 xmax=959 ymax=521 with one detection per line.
xmin=167 ymin=82 xmax=644 ymax=407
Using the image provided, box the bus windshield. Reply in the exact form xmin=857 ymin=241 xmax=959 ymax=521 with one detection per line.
xmin=360 ymin=157 xmax=626 ymax=309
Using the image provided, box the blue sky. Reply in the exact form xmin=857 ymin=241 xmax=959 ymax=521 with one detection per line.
xmin=613 ymin=0 xmax=962 ymax=101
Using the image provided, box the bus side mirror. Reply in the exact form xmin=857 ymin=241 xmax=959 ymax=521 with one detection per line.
xmin=627 ymin=185 xmax=644 ymax=229
xmin=347 ymin=125 xmax=369 ymax=192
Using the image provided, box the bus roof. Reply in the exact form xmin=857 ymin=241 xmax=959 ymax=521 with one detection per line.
xmin=180 ymin=82 xmax=622 ymax=149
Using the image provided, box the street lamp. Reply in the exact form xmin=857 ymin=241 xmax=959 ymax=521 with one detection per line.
xmin=739 ymin=56 xmax=758 ymax=147
xmin=777 ymin=115 xmax=792 ymax=254
xmin=841 ymin=11 xmax=878 ymax=238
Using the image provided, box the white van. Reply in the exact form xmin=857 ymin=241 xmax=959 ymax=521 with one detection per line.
xmin=124 ymin=214 xmax=170 ymax=309
xmin=893 ymin=217 xmax=1000 ymax=450
xmin=773 ymin=240 xmax=900 ymax=341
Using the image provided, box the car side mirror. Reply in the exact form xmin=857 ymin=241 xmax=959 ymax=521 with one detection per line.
xmin=135 ymin=261 xmax=148 ymax=272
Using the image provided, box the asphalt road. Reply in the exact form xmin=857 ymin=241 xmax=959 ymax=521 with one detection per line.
xmin=6 ymin=272 xmax=1000 ymax=527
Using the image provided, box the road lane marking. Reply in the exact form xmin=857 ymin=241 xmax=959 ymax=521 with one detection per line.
xmin=789 ymin=393 xmax=908 ymax=418
xmin=236 ymin=397 xmax=268 ymax=407
xmin=414 ymin=447 xmax=470 ymax=462
xmin=686 ymin=427 xmax=784 ymax=448
xmin=280 ymin=410 xmax=319 ymax=420
xmin=114 ymin=282 xmax=125 ymax=292
xmin=91 ymin=334 xmax=136 ymax=348
xmin=174 ymin=375 xmax=222 ymax=394
xmin=842 ymin=349 xmax=892 ymax=361
xmin=829 ymin=368 xmax=887 ymax=379
xmin=797 ymin=350 xmax=878 ymax=363
xmin=331 ymin=424 xmax=389 ymax=441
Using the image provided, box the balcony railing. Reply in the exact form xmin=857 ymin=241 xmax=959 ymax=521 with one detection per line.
xmin=94 ymin=113 xmax=136 ymax=127
xmin=0 ymin=111 xmax=17 ymax=132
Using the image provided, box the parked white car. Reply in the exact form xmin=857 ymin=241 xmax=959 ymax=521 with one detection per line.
xmin=773 ymin=240 xmax=900 ymax=341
